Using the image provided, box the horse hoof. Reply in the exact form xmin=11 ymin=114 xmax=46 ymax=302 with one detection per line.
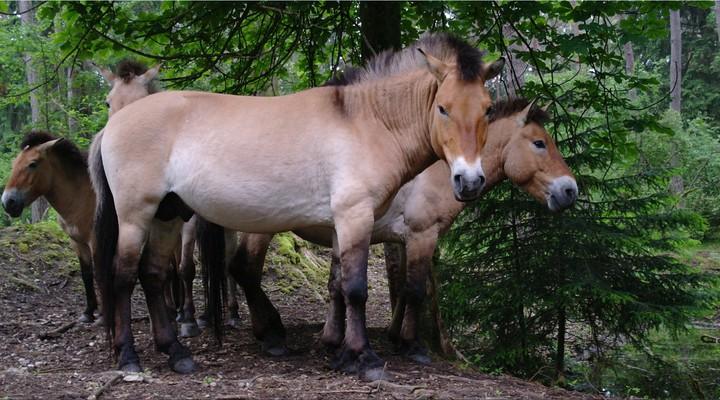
xmin=407 ymin=352 xmax=431 ymax=365
xmin=92 ymin=316 xmax=105 ymax=327
xmin=227 ymin=317 xmax=242 ymax=330
xmin=170 ymin=357 xmax=196 ymax=374
xmin=360 ymin=366 xmax=388 ymax=382
xmin=120 ymin=362 xmax=142 ymax=373
xmin=262 ymin=342 xmax=289 ymax=357
xmin=180 ymin=322 xmax=201 ymax=338
xmin=78 ymin=313 xmax=94 ymax=324
xmin=196 ymin=317 xmax=208 ymax=330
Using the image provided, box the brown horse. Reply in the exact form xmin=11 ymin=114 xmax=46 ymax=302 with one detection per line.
xmin=0 ymin=61 xmax=160 ymax=324
xmin=210 ymin=97 xmax=577 ymax=365
xmin=91 ymin=33 xmax=504 ymax=379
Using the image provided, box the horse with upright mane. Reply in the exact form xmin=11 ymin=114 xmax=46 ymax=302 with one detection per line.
xmin=202 ymin=97 xmax=578 ymax=365
xmin=0 ymin=60 xmax=160 ymax=324
xmin=91 ymin=33 xmax=504 ymax=379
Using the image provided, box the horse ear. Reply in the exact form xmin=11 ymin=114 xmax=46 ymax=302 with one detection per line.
xmin=89 ymin=62 xmax=116 ymax=85
xmin=35 ymin=138 xmax=63 ymax=155
xmin=516 ymin=99 xmax=538 ymax=126
xmin=418 ymin=48 xmax=449 ymax=82
xmin=483 ymin=58 xmax=505 ymax=81
xmin=138 ymin=64 xmax=161 ymax=86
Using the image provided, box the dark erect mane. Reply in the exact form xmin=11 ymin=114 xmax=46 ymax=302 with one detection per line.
xmin=326 ymin=32 xmax=486 ymax=87
xmin=20 ymin=131 xmax=88 ymax=171
xmin=490 ymin=98 xmax=550 ymax=126
xmin=115 ymin=59 xmax=158 ymax=92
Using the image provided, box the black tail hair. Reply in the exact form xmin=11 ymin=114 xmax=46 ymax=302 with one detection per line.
xmin=196 ymin=216 xmax=226 ymax=344
xmin=92 ymin=144 xmax=118 ymax=342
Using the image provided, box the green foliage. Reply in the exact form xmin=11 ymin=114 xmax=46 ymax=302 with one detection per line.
xmin=433 ymin=1 xmax=720 ymax=396
xmin=0 ymin=1 xmax=718 ymax=398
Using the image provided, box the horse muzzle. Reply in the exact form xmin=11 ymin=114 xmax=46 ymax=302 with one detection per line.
xmin=452 ymin=173 xmax=486 ymax=202
xmin=2 ymin=189 xmax=25 ymax=218
xmin=546 ymin=176 xmax=578 ymax=212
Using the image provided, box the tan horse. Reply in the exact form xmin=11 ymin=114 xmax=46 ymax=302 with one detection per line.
xmin=212 ymin=98 xmax=577 ymax=364
xmin=0 ymin=61 xmax=160 ymax=324
xmin=91 ymin=33 xmax=504 ymax=379
xmin=103 ymin=61 xmax=242 ymax=338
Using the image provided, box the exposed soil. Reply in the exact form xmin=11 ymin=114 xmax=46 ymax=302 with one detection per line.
xmin=0 ymin=224 xmax=601 ymax=399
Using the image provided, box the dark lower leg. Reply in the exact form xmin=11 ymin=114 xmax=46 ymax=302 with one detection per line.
xmin=398 ymin=243 xmax=433 ymax=364
xmin=321 ymin=253 xmax=345 ymax=348
xmin=79 ymin=257 xmax=97 ymax=323
xmin=113 ymin=267 xmax=140 ymax=372
xmin=140 ymin=258 xmax=195 ymax=374
xmin=332 ymin=241 xmax=385 ymax=381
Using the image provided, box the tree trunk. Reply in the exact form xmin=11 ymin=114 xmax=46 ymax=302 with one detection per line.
xmin=502 ymin=24 xmax=527 ymax=98
xmin=66 ymin=66 xmax=77 ymax=132
xmin=670 ymin=9 xmax=682 ymax=113
xmin=555 ymin=306 xmax=567 ymax=384
xmin=624 ymin=42 xmax=636 ymax=100
xmin=19 ymin=0 xmax=49 ymax=222
xmin=19 ymin=0 xmax=39 ymax=125
xmin=715 ymin=0 xmax=720 ymax=44
xmin=669 ymin=9 xmax=684 ymax=204
xmin=358 ymin=1 xmax=402 ymax=62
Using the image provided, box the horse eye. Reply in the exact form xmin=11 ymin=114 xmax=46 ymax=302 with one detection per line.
xmin=533 ymin=140 xmax=546 ymax=149
xmin=486 ymin=106 xmax=495 ymax=116
xmin=28 ymin=161 xmax=38 ymax=169
xmin=105 ymin=101 xmax=110 ymax=108
xmin=438 ymin=105 xmax=449 ymax=116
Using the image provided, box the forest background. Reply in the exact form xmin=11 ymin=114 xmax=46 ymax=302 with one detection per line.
xmin=1 ymin=1 xmax=719 ymax=398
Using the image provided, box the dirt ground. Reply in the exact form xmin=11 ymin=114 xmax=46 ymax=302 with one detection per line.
xmin=0 ymin=224 xmax=601 ymax=399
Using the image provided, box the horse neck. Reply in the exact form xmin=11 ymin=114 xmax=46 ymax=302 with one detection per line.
xmin=43 ymin=157 xmax=94 ymax=227
xmin=480 ymin=118 xmax=516 ymax=193
xmin=344 ymin=72 xmax=438 ymax=183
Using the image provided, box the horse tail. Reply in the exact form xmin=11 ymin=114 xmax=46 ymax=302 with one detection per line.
xmin=196 ymin=216 xmax=226 ymax=343
xmin=89 ymin=131 xmax=118 ymax=341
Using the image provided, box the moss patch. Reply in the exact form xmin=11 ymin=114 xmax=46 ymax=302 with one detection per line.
xmin=266 ymin=232 xmax=330 ymax=301
xmin=0 ymin=219 xmax=79 ymax=292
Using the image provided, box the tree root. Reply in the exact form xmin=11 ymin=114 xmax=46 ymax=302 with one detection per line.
xmin=87 ymin=372 xmax=123 ymax=400
xmin=38 ymin=321 xmax=76 ymax=340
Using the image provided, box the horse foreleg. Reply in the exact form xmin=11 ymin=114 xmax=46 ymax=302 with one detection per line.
xmin=331 ymin=207 xmax=386 ymax=381
xmin=76 ymin=243 xmax=97 ymax=323
xmin=232 ymin=233 xmax=287 ymax=356
xmin=321 ymin=248 xmax=345 ymax=349
xmin=396 ymin=231 xmax=437 ymax=365
xmin=140 ymin=220 xmax=195 ymax=374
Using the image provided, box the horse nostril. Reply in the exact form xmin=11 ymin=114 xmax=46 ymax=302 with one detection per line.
xmin=453 ymin=174 xmax=463 ymax=187
xmin=478 ymin=175 xmax=486 ymax=186
xmin=565 ymin=187 xmax=576 ymax=199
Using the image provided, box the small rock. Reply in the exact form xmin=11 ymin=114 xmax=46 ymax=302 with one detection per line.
xmin=123 ymin=374 xmax=144 ymax=382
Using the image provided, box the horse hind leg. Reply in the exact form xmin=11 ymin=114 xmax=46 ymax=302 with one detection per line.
xmin=321 ymin=247 xmax=345 ymax=349
xmin=140 ymin=219 xmax=196 ymax=374
xmin=232 ymin=233 xmax=287 ymax=356
xmin=396 ymin=232 xmax=437 ymax=365
xmin=112 ymin=223 xmax=148 ymax=373
xmin=177 ymin=218 xmax=201 ymax=338
xmin=224 ymin=229 xmax=242 ymax=330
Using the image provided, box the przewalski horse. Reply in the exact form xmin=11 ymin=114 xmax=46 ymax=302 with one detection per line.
xmin=101 ymin=61 xmax=241 ymax=338
xmin=205 ymin=97 xmax=577 ymax=365
xmin=0 ymin=61 xmax=161 ymax=324
xmin=90 ymin=33 xmax=504 ymax=379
